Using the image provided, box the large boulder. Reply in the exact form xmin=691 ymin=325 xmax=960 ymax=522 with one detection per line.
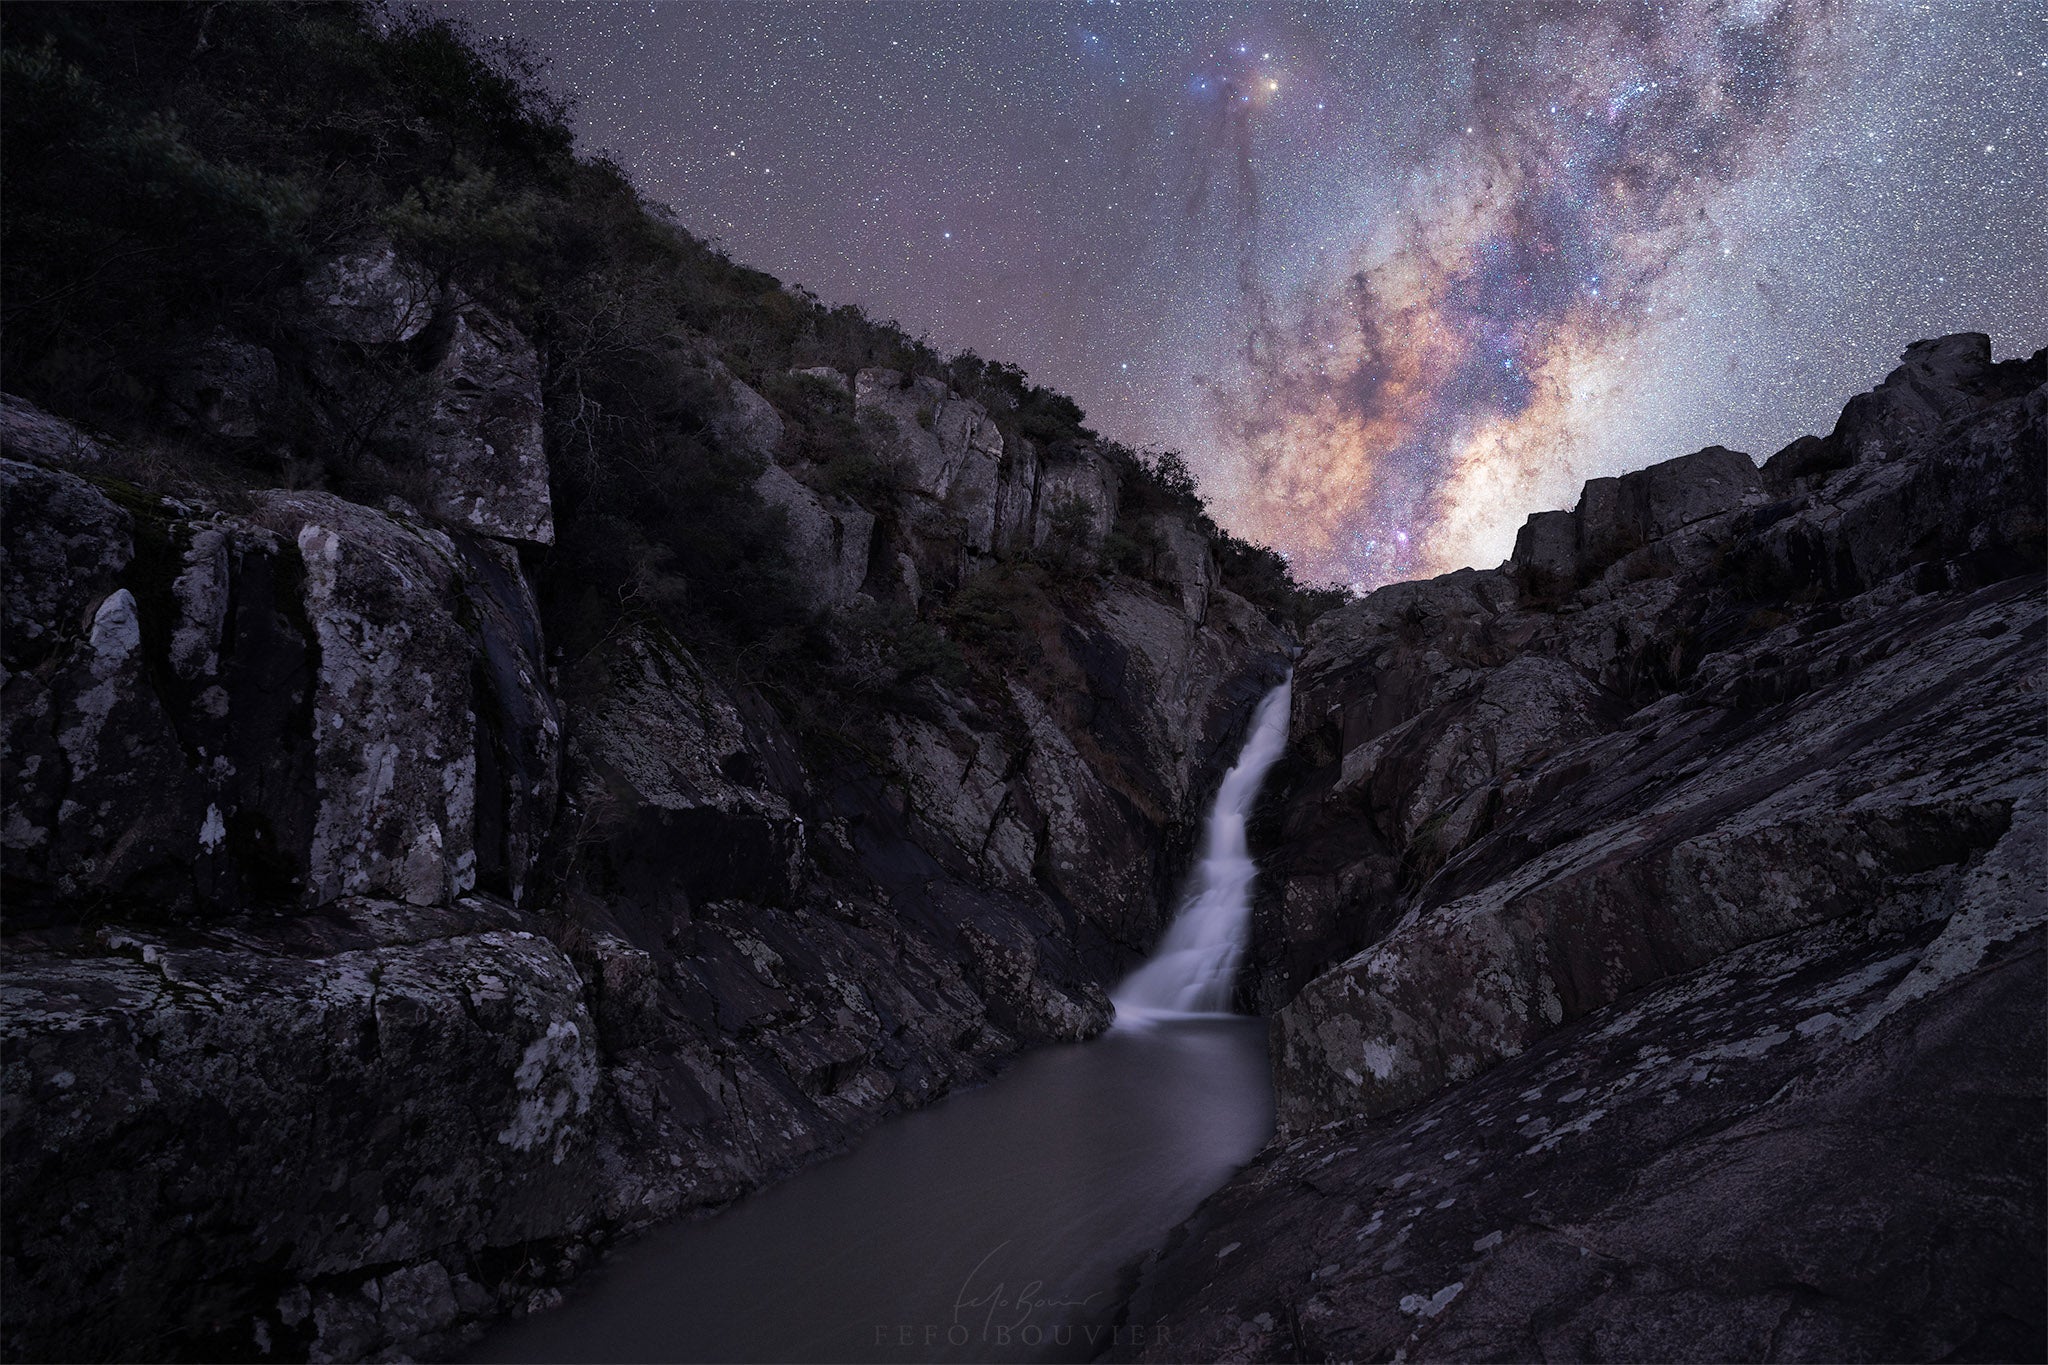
xmin=403 ymin=300 xmax=553 ymax=544
xmin=303 ymin=247 xmax=553 ymax=546
xmin=2 ymin=438 xmax=560 ymax=924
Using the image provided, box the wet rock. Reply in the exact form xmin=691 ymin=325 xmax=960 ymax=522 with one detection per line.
xmin=1124 ymin=907 xmax=2045 ymax=1364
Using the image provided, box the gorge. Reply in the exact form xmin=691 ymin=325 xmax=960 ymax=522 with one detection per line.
xmin=1 ymin=7 xmax=2043 ymax=1364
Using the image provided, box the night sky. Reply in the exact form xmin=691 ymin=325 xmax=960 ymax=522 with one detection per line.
xmin=454 ymin=1 xmax=2046 ymax=588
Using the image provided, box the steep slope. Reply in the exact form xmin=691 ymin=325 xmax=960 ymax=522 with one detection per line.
xmin=1121 ymin=335 xmax=2046 ymax=1361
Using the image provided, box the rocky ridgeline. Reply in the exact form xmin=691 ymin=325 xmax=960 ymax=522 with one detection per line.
xmin=0 ymin=243 xmax=1287 ymax=1361
xmin=1121 ymin=335 xmax=2046 ymax=1361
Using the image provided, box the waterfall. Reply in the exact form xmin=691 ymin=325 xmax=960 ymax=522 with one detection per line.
xmin=1113 ymin=675 xmax=1293 ymax=1023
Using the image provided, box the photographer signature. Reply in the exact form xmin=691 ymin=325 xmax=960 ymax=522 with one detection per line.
xmin=952 ymin=1241 xmax=1103 ymax=1335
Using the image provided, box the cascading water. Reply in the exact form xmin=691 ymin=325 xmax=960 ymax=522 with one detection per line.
xmin=1113 ymin=674 xmax=1293 ymax=1022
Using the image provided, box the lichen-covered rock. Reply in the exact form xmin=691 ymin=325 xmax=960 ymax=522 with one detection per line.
xmin=248 ymin=493 xmax=484 ymax=907
xmin=1123 ymin=883 xmax=2045 ymax=1364
xmin=0 ymin=899 xmax=605 ymax=1365
xmin=303 ymin=245 xmax=437 ymax=346
xmin=408 ymin=300 xmax=554 ymax=544
xmin=303 ymin=247 xmax=554 ymax=545
xmin=0 ymin=457 xmax=132 ymax=668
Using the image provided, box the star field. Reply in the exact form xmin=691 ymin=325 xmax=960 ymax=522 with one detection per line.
xmin=451 ymin=0 xmax=2046 ymax=588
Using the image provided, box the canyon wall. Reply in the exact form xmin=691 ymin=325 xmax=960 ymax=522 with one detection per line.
xmin=0 ymin=248 xmax=1286 ymax=1361
xmin=1122 ymin=335 xmax=2046 ymax=1362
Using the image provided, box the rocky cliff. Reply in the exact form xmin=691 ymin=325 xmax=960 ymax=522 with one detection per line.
xmin=1120 ymin=335 xmax=2046 ymax=1361
xmin=0 ymin=237 xmax=1287 ymax=1360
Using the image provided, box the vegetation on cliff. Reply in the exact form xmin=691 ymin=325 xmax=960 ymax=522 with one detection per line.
xmin=1 ymin=0 xmax=1341 ymax=723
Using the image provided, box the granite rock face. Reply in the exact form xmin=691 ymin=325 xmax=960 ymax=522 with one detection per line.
xmin=1 ymin=900 xmax=605 ymax=1365
xmin=1131 ymin=336 xmax=2046 ymax=1361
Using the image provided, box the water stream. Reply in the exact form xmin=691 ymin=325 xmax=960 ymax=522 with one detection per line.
xmin=1113 ymin=676 xmax=1293 ymax=1021
xmin=473 ymin=680 xmax=1293 ymax=1364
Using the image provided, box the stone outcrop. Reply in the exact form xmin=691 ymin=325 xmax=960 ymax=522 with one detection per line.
xmin=0 ymin=467 xmax=559 ymax=927
xmin=854 ymin=368 xmax=1006 ymax=553
xmin=304 ymin=244 xmax=554 ymax=546
xmin=1126 ymin=335 xmax=2045 ymax=1361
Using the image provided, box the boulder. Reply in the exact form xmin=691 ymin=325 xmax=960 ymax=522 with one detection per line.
xmin=405 ymin=300 xmax=553 ymax=544
xmin=248 ymin=493 xmax=486 ymax=907
xmin=754 ymin=463 xmax=873 ymax=609
xmin=302 ymin=247 xmax=553 ymax=545
xmin=0 ymin=393 xmax=116 ymax=470
xmin=706 ymin=361 xmax=786 ymax=460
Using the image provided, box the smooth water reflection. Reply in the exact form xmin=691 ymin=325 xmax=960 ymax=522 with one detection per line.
xmin=472 ymin=1018 xmax=1271 ymax=1364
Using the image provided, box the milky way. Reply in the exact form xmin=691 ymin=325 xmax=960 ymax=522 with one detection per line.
xmin=454 ymin=0 xmax=2046 ymax=588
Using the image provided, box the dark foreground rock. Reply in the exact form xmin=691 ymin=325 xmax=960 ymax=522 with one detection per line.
xmin=1121 ymin=892 xmax=2045 ymax=1362
xmin=1130 ymin=335 xmax=2046 ymax=1361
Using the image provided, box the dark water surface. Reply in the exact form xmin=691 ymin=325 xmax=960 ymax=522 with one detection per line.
xmin=472 ymin=1018 xmax=1271 ymax=1363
